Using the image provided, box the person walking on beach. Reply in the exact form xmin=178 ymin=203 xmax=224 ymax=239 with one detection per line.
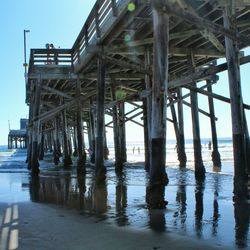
xmin=208 ymin=141 xmax=211 ymax=150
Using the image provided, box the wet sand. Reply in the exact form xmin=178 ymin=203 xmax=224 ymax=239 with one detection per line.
xmin=0 ymin=149 xmax=249 ymax=249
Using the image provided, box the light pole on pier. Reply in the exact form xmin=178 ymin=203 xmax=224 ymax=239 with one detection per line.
xmin=23 ymin=29 xmax=30 ymax=80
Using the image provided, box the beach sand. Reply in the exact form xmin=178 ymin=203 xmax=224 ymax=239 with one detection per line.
xmin=1 ymin=202 xmax=232 ymax=250
xmin=0 ymin=149 xmax=249 ymax=250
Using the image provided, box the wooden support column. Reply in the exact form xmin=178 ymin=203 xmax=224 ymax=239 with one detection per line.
xmin=207 ymin=79 xmax=221 ymax=167
xmin=177 ymin=88 xmax=187 ymax=167
xmin=146 ymin=2 xmax=169 ymax=209
xmin=169 ymin=97 xmax=182 ymax=164
xmin=95 ymin=55 xmax=106 ymax=176
xmin=118 ymin=102 xmax=127 ymax=163
xmin=62 ymin=109 xmax=72 ymax=166
xmin=31 ymin=80 xmax=41 ymax=175
xmin=223 ymin=5 xmax=248 ymax=199
xmin=27 ymin=99 xmax=34 ymax=167
xmin=110 ymin=80 xmax=123 ymax=170
xmin=72 ymin=126 xmax=78 ymax=157
xmin=150 ymin=2 xmax=169 ymax=187
xmin=68 ymin=126 xmax=73 ymax=156
xmin=39 ymin=132 xmax=44 ymax=160
xmin=27 ymin=105 xmax=33 ymax=169
xmin=188 ymin=53 xmax=205 ymax=180
xmin=76 ymin=78 xmax=86 ymax=171
xmin=143 ymin=100 xmax=150 ymax=171
xmin=89 ymin=100 xmax=96 ymax=163
xmin=53 ymin=117 xmax=62 ymax=162
xmin=144 ymin=48 xmax=152 ymax=171
xmin=48 ymin=130 xmax=53 ymax=152
xmin=243 ymin=111 xmax=250 ymax=175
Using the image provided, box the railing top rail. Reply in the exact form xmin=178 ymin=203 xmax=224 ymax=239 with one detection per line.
xmin=72 ymin=0 xmax=112 ymax=51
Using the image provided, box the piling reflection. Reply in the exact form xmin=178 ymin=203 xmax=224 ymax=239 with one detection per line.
xmin=146 ymin=185 xmax=166 ymax=232
xmin=234 ymin=200 xmax=250 ymax=248
xmin=194 ymin=180 xmax=204 ymax=238
xmin=175 ymin=170 xmax=187 ymax=230
xmin=212 ymin=174 xmax=220 ymax=237
xmin=27 ymin=166 xmax=249 ymax=248
xmin=146 ymin=184 xmax=167 ymax=209
xmin=115 ymin=172 xmax=128 ymax=226
xmin=29 ymin=175 xmax=40 ymax=202
xmin=91 ymin=177 xmax=108 ymax=216
xmin=76 ymin=174 xmax=86 ymax=210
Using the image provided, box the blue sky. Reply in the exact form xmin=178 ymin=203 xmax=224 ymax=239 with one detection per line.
xmin=0 ymin=0 xmax=96 ymax=145
xmin=0 ymin=1 xmax=249 ymax=145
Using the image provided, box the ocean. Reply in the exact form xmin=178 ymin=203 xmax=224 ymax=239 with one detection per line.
xmin=107 ymin=137 xmax=234 ymax=175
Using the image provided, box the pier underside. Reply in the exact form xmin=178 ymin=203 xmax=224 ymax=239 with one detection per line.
xmin=26 ymin=0 xmax=250 ymax=200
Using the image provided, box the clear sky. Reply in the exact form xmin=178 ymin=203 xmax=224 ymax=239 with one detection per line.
xmin=0 ymin=1 xmax=249 ymax=145
xmin=0 ymin=0 xmax=96 ymax=145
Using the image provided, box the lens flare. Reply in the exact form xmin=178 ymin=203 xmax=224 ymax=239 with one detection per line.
xmin=124 ymin=34 xmax=131 ymax=43
xmin=128 ymin=3 xmax=136 ymax=12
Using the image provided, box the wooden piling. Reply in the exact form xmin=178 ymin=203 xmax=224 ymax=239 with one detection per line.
xmin=223 ymin=5 xmax=248 ymax=199
xmin=207 ymin=79 xmax=221 ymax=167
xmin=243 ymin=111 xmax=250 ymax=175
xmin=150 ymin=2 xmax=169 ymax=188
xmin=61 ymin=109 xmax=72 ymax=166
xmin=143 ymin=100 xmax=150 ymax=171
xmin=95 ymin=55 xmax=106 ymax=176
xmin=118 ymin=102 xmax=127 ymax=163
xmin=39 ymin=132 xmax=44 ymax=160
xmin=188 ymin=53 xmax=205 ymax=179
xmin=27 ymin=108 xmax=33 ymax=169
xmin=72 ymin=126 xmax=78 ymax=157
xmin=144 ymin=48 xmax=152 ymax=171
xmin=31 ymin=80 xmax=41 ymax=175
xmin=76 ymin=79 xmax=86 ymax=171
xmin=177 ymin=88 xmax=187 ymax=167
xmin=89 ymin=101 xmax=96 ymax=164
xmin=169 ymin=97 xmax=182 ymax=165
xmin=110 ymin=80 xmax=123 ymax=170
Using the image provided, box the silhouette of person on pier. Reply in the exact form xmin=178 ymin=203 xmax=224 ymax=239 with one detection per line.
xmin=45 ymin=43 xmax=58 ymax=64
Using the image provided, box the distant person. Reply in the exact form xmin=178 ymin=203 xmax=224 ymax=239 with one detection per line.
xmin=49 ymin=44 xmax=58 ymax=64
xmin=45 ymin=43 xmax=50 ymax=64
xmin=138 ymin=147 xmax=140 ymax=154
xmin=133 ymin=147 xmax=135 ymax=154
xmin=208 ymin=141 xmax=212 ymax=150
xmin=49 ymin=43 xmax=55 ymax=49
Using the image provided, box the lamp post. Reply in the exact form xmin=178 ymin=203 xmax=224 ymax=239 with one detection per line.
xmin=23 ymin=29 xmax=30 ymax=80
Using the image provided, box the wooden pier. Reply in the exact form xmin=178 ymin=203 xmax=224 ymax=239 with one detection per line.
xmin=26 ymin=0 xmax=250 ymax=203
xmin=8 ymin=119 xmax=28 ymax=149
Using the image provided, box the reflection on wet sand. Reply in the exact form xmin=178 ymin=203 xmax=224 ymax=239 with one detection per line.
xmin=195 ymin=180 xmax=204 ymax=238
xmin=175 ymin=170 xmax=187 ymax=230
xmin=115 ymin=172 xmax=128 ymax=226
xmin=212 ymin=174 xmax=220 ymax=237
xmin=28 ymin=166 xmax=250 ymax=249
xmin=234 ymin=201 xmax=250 ymax=248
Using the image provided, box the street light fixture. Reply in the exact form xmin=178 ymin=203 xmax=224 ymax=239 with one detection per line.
xmin=23 ymin=29 xmax=30 ymax=79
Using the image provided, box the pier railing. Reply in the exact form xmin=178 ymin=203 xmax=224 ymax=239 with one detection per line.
xmin=28 ymin=0 xmax=130 ymax=73
xmin=28 ymin=49 xmax=73 ymax=69
xmin=72 ymin=0 xmax=130 ymax=68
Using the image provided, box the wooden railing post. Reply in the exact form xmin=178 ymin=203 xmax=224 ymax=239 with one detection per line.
xmin=111 ymin=0 xmax=118 ymax=17
xmin=95 ymin=3 xmax=101 ymax=38
xmin=84 ymin=25 xmax=89 ymax=48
